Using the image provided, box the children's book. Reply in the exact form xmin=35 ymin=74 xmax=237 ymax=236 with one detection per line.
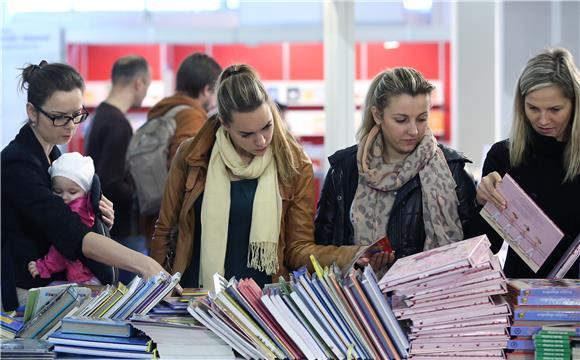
xmin=60 ymin=317 xmax=133 ymax=337
xmin=378 ymin=235 xmax=491 ymax=289
xmin=508 ymin=279 xmax=580 ymax=297
xmin=480 ymin=173 xmax=564 ymax=272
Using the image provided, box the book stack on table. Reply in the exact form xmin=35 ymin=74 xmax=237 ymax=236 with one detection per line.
xmin=378 ymin=235 xmax=510 ymax=359
xmin=130 ymin=314 xmax=235 ymax=359
xmin=505 ymin=279 xmax=580 ymax=360
xmin=188 ymin=256 xmax=409 ymax=360
xmin=43 ymin=271 xmax=181 ymax=358
xmin=1 ymin=313 xmax=24 ymax=339
xmin=0 ymin=338 xmax=54 ymax=359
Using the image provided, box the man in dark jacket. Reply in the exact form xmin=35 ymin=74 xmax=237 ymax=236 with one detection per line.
xmin=85 ymin=55 xmax=151 ymax=283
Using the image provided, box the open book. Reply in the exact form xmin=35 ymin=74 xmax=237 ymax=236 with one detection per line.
xmin=480 ymin=173 xmax=564 ymax=273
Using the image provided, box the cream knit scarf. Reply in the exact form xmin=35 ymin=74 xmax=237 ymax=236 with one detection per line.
xmin=200 ymin=126 xmax=281 ymax=288
xmin=351 ymin=125 xmax=463 ymax=250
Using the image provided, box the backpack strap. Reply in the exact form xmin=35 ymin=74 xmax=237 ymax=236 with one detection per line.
xmin=161 ymin=104 xmax=192 ymax=121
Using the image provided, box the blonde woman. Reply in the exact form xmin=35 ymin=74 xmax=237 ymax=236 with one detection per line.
xmin=477 ymin=47 xmax=580 ymax=278
xmin=150 ymin=64 xmax=381 ymax=288
xmin=315 ymin=67 xmax=477 ymax=261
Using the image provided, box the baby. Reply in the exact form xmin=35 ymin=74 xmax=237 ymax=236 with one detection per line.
xmin=28 ymin=152 xmax=101 ymax=285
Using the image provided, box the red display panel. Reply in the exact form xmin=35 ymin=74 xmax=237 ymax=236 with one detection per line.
xmin=212 ymin=44 xmax=283 ymax=80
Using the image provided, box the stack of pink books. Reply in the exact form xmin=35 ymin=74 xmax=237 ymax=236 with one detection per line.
xmin=378 ymin=235 xmax=510 ymax=359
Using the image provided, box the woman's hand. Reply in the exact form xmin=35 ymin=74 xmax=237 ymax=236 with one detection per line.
xmin=356 ymin=250 xmax=396 ymax=272
xmin=476 ymin=171 xmax=506 ymax=209
xmin=99 ymin=195 xmax=115 ymax=229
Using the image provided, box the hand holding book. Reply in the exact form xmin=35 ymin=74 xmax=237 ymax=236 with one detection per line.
xmin=357 ymin=236 xmax=395 ymax=272
xmin=476 ymin=171 xmax=506 ymax=210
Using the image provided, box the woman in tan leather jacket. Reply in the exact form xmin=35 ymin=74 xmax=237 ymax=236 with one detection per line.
xmin=150 ymin=64 xmax=387 ymax=288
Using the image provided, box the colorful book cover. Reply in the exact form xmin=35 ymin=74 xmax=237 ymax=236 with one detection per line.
xmin=517 ymin=295 xmax=580 ymax=306
xmin=513 ymin=307 xmax=580 ymax=322
xmin=508 ymin=279 xmax=580 ymax=297
xmin=507 ymin=338 xmax=535 ymax=350
xmin=480 ymin=173 xmax=564 ymax=273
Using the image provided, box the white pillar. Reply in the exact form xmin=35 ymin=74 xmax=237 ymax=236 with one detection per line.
xmin=451 ymin=1 xmax=500 ymax=177
xmin=323 ymin=0 xmax=355 ymax=170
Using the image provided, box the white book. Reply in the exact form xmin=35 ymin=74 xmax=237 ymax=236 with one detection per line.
xmin=188 ymin=302 xmax=261 ymax=360
xmin=260 ymin=292 xmax=319 ymax=360
xmin=101 ymin=276 xmax=143 ymax=318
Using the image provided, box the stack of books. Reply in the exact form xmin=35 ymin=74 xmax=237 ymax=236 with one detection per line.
xmin=44 ymin=272 xmax=181 ymax=358
xmin=130 ymin=314 xmax=235 ymax=359
xmin=1 ymin=313 xmax=23 ymax=339
xmin=188 ymin=256 xmax=409 ymax=360
xmin=17 ymin=285 xmax=83 ymax=339
xmin=506 ymin=279 xmax=580 ymax=359
xmin=378 ymin=235 xmax=510 ymax=359
xmin=0 ymin=338 xmax=54 ymax=359
xmin=47 ymin=329 xmax=154 ymax=359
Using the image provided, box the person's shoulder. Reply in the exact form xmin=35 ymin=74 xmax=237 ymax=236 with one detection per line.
xmin=328 ymin=145 xmax=358 ymax=168
xmin=489 ymin=139 xmax=510 ymax=153
xmin=438 ymin=144 xmax=471 ymax=164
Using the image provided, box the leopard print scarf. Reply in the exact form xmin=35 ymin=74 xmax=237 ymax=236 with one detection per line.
xmin=351 ymin=125 xmax=463 ymax=250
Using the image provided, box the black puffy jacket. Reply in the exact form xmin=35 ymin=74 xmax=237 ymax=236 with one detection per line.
xmin=314 ymin=144 xmax=478 ymax=258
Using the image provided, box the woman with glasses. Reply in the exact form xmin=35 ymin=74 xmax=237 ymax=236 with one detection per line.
xmin=1 ymin=61 xmax=166 ymax=311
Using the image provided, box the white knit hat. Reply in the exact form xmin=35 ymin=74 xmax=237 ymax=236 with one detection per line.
xmin=48 ymin=152 xmax=95 ymax=192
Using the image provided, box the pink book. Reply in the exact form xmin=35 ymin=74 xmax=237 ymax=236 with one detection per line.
xmin=411 ymin=324 xmax=509 ymax=338
xmin=480 ymin=173 xmax=564 ymax=273
xmin=410 ymin=315 xmax=510 ymax=333
xmin=394 ymin=296 xmax=493 ymax=319
xmin=410 ymin=339 xmax=506 ymax=354
xmin=405 ymin=281 xmax=506 ymax=307
xmin=411 ymin=300 xmax=511 ymax=327
xmin=378 ymin=235 xmax=492 ymax=289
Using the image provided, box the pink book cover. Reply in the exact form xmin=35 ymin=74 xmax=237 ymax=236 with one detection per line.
xmin=480 ymin=173 xmax=564 ymax=273
xmin=410 ymin=315 xmax=510 ymax=333
xmin=409 ymin=269 xmax=504 ymax=299
xmin=412 ymin=334 xmax=509 ymax=345
xmin=411 ymin=300 xmax=511 ymax=327
xmin=394 ymin=296 xmax=493 ymax=319
xmin=406 ymin=302 xmax=495 ymax=323
xmin=410 ymin=277 xmax=505 ymax=303
xmin=378 ymin=235 xmax=491 ymax=289
xmin=411 ymin=324 xmax=509 ymax=338
xmin=391 ymin=261 xmax=495 ymax=296
xmin=410 ymin=339 xmax=506 ymax=354
xmin=405 ymin=284 xmax=506 ymax=307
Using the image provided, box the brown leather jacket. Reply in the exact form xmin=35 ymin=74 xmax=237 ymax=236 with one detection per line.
xmin=150 ymin=119 xmax=364 ymax=281
xmin=147 ymin=93 xmax=207 ymax=165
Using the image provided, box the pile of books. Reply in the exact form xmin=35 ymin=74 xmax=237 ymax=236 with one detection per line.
xmin=17 ymin=285 xmax=84 ymax=339
xmin=1 ymin=313 xmax=23 ymax=339
xmin=188 ymin=256 xmax=409 ymax=360
xmin=506 ymin=279 xmax=580 ymax=359
xmin=130 ymin=314 xmax=235 ymax=359
xmin=0 ymin=338 xmax=54 ymax=359
xmin=378 ymin=235 xmax=510 ymax=359
xmin=44 ymin=272 xmax=181 ymax=358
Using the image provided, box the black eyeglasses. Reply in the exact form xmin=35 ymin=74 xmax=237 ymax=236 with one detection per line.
xmin=33 ymin=104 xmax=89 ymax=127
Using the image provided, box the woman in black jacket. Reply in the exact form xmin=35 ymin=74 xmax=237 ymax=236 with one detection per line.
xmin=476 ymin=48 xmax=580 ymax=278
xmin=1 ymin=61 xmax=166 ymax=311
xmin=315 ymin=67 xmax=477 ymax=261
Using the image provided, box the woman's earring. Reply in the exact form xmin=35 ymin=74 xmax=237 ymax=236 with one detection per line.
xmin=30 ymin=122 xmax=37 ymax=127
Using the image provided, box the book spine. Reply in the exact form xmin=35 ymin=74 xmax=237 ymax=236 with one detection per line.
xmin=507 ymin=339 xmax=535 ymax=350
xmin=510 ymin=326 xmax=542 ymax=337
xmin=519 ymin=289 xmax=579 ymax=297
xmin=514 ymin=310 xmax=580 ymax=322
xmin=517 ymin=296 xmax=580 ymax=306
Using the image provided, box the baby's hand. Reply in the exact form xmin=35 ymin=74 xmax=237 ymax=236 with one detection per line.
xmin=28 ymin=261 xmax=39 ymax=278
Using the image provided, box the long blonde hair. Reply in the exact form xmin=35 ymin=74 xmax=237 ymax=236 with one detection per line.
xmin=357 ymin=67 xmax=435 ymax=142
xmin=510 ymin=47 xmax=580 ymax=182
xmin=215 ymin=64 xmax=301 ymax=184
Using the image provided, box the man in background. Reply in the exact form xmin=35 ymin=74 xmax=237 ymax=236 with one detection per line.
xmin=140 ymin=53 xmax=221 ymax=245
xmin=85 ymin=55 xmax=151 ymax=283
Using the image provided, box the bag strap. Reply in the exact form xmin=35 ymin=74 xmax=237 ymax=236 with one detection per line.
xmin=161 ymin=104 xmax=192 ymax=121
